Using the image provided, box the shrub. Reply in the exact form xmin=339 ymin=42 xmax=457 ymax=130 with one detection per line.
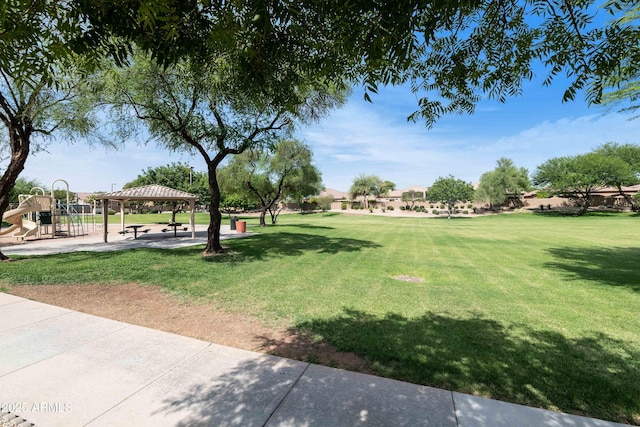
xmin=467 ymin=204 xmax=473 ymax=209
xmin=430 ymin=204 xmax=434 ymax=208
xmin=463 ymin=210 xmax=469 ymax=214
xmin=432 ymin=209 xmax=439 ymax=215
xmin=440 ymin=204 xmax=445 ymax=209
xmin=472 ymin=207 xmax=478 ymax=213
xmin=399 ymin=206 xmax=405 ymax=211
xmin=341 ymin=201 xmax=347 ymax=210
xmin=369 ymin=207 xmax=373 ymax=213
xmin=387 ymin=206 xmax=394 ymax=211
xmin=108 ymin=209 xmax=116 ymax=215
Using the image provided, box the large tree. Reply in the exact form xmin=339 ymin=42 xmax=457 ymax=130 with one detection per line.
xmin=593 ymin=142 xmax=640 ymax=210
xmin=475 ymin=158 xmax=531 ymax=208
xmin=101 ymin=53 xmax=343 ymax=253
xmin=74 ymin=0 xmax=639 ymax=125
xmin=428 ymin=176 xmax=475 ymax=219
xmin=599 ymin=4 xmax=640 ymax=117
xmin=532 ymin=152 xmax=636 ymax=215
xmin=402 ymin=190 xmax=425 ymax=210
xmin=220 ymin=139 xmax=322 ymax=226
xmin=349 ymin=175 xmax=395 ymax=209
xmin=0 ymin=2 xmax=101 ymax=260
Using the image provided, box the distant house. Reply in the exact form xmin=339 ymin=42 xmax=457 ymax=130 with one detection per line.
xmin=524 ymin=185 xmax=640 ymax=209
xmin=385 ymin=185 xmax=429 ymax=203
xmin=319 ymin=185 xmax=433 ymax=210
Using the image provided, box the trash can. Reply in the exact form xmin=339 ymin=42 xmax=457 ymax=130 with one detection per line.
xmin=230 ymin=216 xmax=238 ymax=231
xmin=236 ymin=221 xmax=246 ymax=233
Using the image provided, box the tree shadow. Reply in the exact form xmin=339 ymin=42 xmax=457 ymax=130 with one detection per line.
xmin=200 ymin=232 xmax=381 ymax=263
xmin=272 ymin=223 xmax=336 ymax=230
xmin=6 ymin=232 xmax=379 ymax=266
xmin=262 ymin=309 xmax=640 ymax=424
xmin=545 ymin=246 xmax=640 ymax=292
xmin=151 ymin=350 xmax=308 ymax=426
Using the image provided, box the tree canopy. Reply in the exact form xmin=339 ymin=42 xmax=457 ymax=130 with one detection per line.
xmin=475 ymin=158 xmax=531 ymax=208
xmin=0 ymin=1 xmax=101 ymax=260
xmin=71 ymin=0 xmax=640 ymax=125
xmin=349 ymin=175 xmax=395 ymax=209
xmin=428 ymin=176 xmax=475 ymax=219
xmin=592 ymin=143 xmax=640 ymax=210
xmin=100 ymin=52 xmax=343 ymax=252
xmin=220 ymin=139 xmax=322 ymax=226
xmin=532 ymin=152 xmax=637 ymax=215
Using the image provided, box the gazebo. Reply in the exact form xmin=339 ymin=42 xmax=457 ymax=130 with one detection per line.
xmin=100 ymin=185 xmax=199 ymax=242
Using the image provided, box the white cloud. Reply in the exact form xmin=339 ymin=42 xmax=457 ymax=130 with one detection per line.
xmin=300 ymin=101 xmax=640 ymax=191
xmin=10 ymin=89 xmax=640 ymax=195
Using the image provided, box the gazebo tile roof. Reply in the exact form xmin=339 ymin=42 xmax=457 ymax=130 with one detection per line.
xmin=103 ymin=185 xmax=198 ymax=200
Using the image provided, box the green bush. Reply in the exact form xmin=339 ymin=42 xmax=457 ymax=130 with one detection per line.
xmin=430 ymin=204 xmax=434 ymax=208
xmin=467 ymin=204 xmax=473 ymax=209
xmin=399 ymin=206 xmax=405 ymax=211
xmin=440 ymin=204 xmax=445 ymax=209
xmin=341 ymin=201 xmax=347 ymax=210
xmin=387 ymin=206 xmax=394 ymax=211
xmin=463 ymin=210 xmax=469 ymax=214
xmin=432 ymin=209 xmax=439 ymax=215
xmin=108 ymin=209 xmax=116 ymax=215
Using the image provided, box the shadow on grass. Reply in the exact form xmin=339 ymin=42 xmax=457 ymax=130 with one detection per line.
xmin=4 ymin=231 xmax=379 ymax=265
xmin=262 ymin=309 xmax=639 ymax=424
xmin=271 ymin=223 xmax=336 ymax=230
xmin=545 ymin=246 xmax=640 ymax=292
xmin=200 ymin=232 xmax=381 ymax=262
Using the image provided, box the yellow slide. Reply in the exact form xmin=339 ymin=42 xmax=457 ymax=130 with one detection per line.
xmin=1 ymin=195 xmax=52 ymax=239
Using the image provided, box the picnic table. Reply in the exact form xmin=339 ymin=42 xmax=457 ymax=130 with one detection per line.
xmin=125 ymin=225 xmax=149 ymax=239
xmin=162 ymin=222 xmax=187 ymax=237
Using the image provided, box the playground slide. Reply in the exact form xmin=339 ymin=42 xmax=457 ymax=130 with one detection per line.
xmin=1 ymin=196 xmax=45 ymax=238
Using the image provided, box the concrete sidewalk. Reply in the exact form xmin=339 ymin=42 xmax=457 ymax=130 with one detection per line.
xmin=1 ymin=224 xmax=245 ymax=257
xmin=0 ymin=294 xmax=626 ymax=427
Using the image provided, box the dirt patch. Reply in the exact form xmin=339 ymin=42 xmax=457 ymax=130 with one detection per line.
xmin=393 ymin=275 xmax=425 ymax=283
xmin=7 ymin=283 xmax=374 ymax=374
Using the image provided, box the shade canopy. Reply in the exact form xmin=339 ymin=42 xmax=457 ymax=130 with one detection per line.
xmin=100 ymin=185 xmax=199 ymax=242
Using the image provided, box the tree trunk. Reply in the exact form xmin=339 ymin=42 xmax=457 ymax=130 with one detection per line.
xmin=0 ymin=129 xmax=31 ymax=261
xmin=203 ymin=162 xmax=224 ymax=254
xmin=259 ymin=206 xmax=267 ymax=227
xmin=578 ymin=198 xmax=590 ymax=216
xmin=616 ymin=185 xmax=638 ymax=211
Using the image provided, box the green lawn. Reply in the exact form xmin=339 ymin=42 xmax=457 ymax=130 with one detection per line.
xmin=2 ymin=212 xmax=639 ymax=424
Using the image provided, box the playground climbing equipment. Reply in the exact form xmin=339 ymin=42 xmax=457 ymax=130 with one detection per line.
xmin=1 ymin=179 xmax=91 ymax=240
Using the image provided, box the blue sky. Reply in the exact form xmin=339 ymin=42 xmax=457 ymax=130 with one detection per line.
xmin=17 ymin=75 xmax=640 ymax=194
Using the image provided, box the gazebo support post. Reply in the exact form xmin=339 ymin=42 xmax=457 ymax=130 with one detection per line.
xmin=120 ymin=200 xmax=125 ymax=231
xmin=102 ymin=199 xmax=108 ymax=243
xmin=190 ymin=200 xmax=195 ymax=238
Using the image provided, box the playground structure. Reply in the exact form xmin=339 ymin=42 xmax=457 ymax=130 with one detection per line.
xmin=1 ymin=179 xmax=94 ymax=241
